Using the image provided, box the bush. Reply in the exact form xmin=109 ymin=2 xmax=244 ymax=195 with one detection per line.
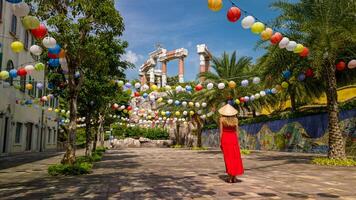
xmin=311 ymin=157 xmax=356 ymax=166
xmin=241 ymin=149 xmax=251 ymax=155
xmin=172 ymin=144 xmax=183 ymax=148
xmin=112 ymin=126 xmax=169 ymax=140
xmin=191 ymin=146 xmax=208 ymax=151
xmin=48 ymin=162 xmax=93 ymax=176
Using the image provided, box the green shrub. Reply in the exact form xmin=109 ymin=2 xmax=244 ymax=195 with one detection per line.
xmin=48 ymin=162 xmax=93 ymax=176
xmin=95 ymin=146 xmax=106 ymax=153
xmin=172 ymin=144 xmax=183 ymax=148
xmin=191 ymin=146 xmax=208 ymax=151
xmin=112 ymin=126 xmax=169 ymax=140
xmin=311 ymin=157 xmax=356 ymax=166
xmin=241 ymin=149 xmax=251 ymax=155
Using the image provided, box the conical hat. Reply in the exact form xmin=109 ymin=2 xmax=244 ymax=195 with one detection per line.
xmin=218 ymin=104 xmax=238 ymax=116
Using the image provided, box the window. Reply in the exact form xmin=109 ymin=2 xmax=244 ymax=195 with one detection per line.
xmin=10 ymin=15 xmax=17 ymax=35
xmin=6 ymin=60 xmax=14 ymax=85
xmin=0 ymin=0 xmax=3 ymax=21
xmin=28 ymin=76 xmax=35 ymax=96
xmin=15 ymin=123 xmax=22 ymax=144
xmin=53 ymin=129 xmax=57 ymax=144
xmin=20 ymin=76 xmax=26 ymax=92
xmin=33 ymin=81 xmax=37 ymax=97
xmin=24 ymin=31 xmax=29 ymax=49
xmin=31 ymin=35 xmax=35 ymax=45
xmin=47 ymin=128 xmax=51 ymax=143
xmin=37 ymin=87 xmax=43 ymax=98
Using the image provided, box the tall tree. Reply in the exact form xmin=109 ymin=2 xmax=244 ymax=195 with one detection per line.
xmin=271 ymin=0 xmax=356 ymax=159
xmin=29 ymin=0 xmax=128 ymax=164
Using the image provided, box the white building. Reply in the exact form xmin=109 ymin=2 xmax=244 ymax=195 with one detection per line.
xmin=0 ymin=1 xmax=59 ymax=155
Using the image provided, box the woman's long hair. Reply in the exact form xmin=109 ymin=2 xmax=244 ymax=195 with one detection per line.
xmin=220 ymin=116 xmax=238 ymax=128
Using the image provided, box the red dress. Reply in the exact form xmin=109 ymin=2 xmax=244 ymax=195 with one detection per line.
xmin=221 ymin=126 xmax=244 ymax=176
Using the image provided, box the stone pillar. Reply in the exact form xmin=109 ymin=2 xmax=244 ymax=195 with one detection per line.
xmin=149 ymin=69 xmax=155 ymax=85
xmin=199 ymin=55 xmax=206 ymax=82
xmin=140 ymin=73 xmax=147 ymax=85
xmin=161 ymin=62 xmax=167 ymax=86
xmin=178 ymin=58 xmax=184 ymax=83
xmin=157 ymin=76 xmax=161 ymax=88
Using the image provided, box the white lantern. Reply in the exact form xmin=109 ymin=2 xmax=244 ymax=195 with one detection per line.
xmin=165 ymin=85 xmax=171 ymax=90
xmin=286 ymin=41 xmax=297 ymax=51
xmin=149 ymin=95 xmax=156 ymax=101
xmin=241 ymin=80 xmax=249 ymax=87
xmin=244 ymin=96 xmax=250 ymax=102
xmin=218 ymin=82 xmax=225 ymax=89
xmin=241 ymin=16 xmax=255 ymax=29
xmin=29 ymin=45 xmax=43 ymax=56
xmin=134 ymin=82 xmax=141 ymax=89
xmin=348 ymin=60 xmax=356 ymax=69
xmin=253 ymin=77 xmax=260 ymax=84
xmin=25 ymin=65 xmax=34 ymax=74
xmin=271 ymin=88 xmax=278 ymax=94
xmin=195 ymin=102 xmax=200 ymax=108
xmin=207 ymin=83 xmax=214 ymax=90
xmin=175 ymin=85 xmax=183 ymax=92
xmin=120 ymin=105 xmax=125 ymax=110
xmin=255 ymin=93 xmax=261 ymax=99
xmin=167 ymin=99 xmax=173 ymax=104
xmin=182 ymin=101 xmax=187 ymax=107
xmin=42 ymin=37 xmax=57 ymax=48
xmin=183 ymin=111 xmax=188 ymax=116
xmin=260 ymin=91 xmax=266 ymax=97
xmin=200 ymin=115 xmax=206 ymax=119
xmin=250 ymin=95 xmax=255 ymax=101
xmin=202 ymin=102 xmax=207 ymax=107
xmin=279 ymin=37 xmax=290 ymax=49
xmin=197 ymin=110 xmax=203 ymax=115
xmin=12 ymin=2 xmax=30 ymax=17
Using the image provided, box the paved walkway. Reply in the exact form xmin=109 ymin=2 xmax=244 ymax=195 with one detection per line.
xmin=0 ymin=148 xmax=355 ymax=200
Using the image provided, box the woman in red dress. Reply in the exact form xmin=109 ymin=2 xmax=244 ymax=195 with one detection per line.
xmin=218 ymin=104 xmax=244 ymax=183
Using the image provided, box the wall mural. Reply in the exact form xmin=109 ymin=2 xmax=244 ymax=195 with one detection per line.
xmin=202 ymin=109 xmax=356 ymax=157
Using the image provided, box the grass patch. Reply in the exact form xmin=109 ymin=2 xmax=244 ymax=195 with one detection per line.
xmin=48 ymin=148 xmax=107 ymax=176
xmin=311 ymin=157 xmax=356 ymax=166
xmin=191 ymin=146 xmax=208 ymax=151
xmin=172 ymin=144 xmax=183 ymax=148
xmin=241 ymin=149 xmax=251 ymax=155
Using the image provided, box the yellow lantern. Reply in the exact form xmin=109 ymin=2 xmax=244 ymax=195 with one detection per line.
xmin=261 ymin=28 xmax=273 ymax=40
xmin=161 ymin=111 xmax=166 ymax=116
xmin=281 ymin=81 xmax=289 ymax=89
xmin=251 ymin=22 xmax=265 ymax=34
xmin=157 ymin=97 xmax=163 ymax=103
xmin=25 ymin=83 xmax=33 ymax=90
xmin=188 ymin=102 xmax=194 ymax=107
xmin=293 ymin=44 xmax=304 ymax=53
xmin=48 ymin=107 xmax=53 ymax=111
xmin=175 ymin=111 xmax=181 ymax=116
xmin=228 ymin=81 xmax=236 ymax=89
xmin=55 ymin=109 xmax=59 ymax=113
xmin=0 ymin=71 xmax=10 ymax=80
xmin=22 ymin=16 xmax=40 ymax=30
xmin=235 ymin=99 xmax=240 ymax=105
xmin=123 ymin=109 xmax=128 ymax=113
xmin=189 ymin=111 xmax=195 ymax=116
xmin=11 ymin=41 xmax=24 ymax=53
xmin=275 ymin=84 xmax=282 ymax=91
xmin=208 ymin=0 xmax=223 ymax=12
xmin=151 ymin=84 xmax=158 ymax=91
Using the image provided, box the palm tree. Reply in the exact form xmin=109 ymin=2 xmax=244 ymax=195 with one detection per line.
xmin=271 ymin=0 xmax=356 ymax=159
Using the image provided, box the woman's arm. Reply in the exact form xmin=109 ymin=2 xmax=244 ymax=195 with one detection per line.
xmin=219 ymin=118 xmax=223 ymax=139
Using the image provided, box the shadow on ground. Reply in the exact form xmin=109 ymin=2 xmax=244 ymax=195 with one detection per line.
xmin=0 ymin=152 xmax=62 ymax=170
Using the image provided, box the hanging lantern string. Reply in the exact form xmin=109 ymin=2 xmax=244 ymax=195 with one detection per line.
xmin=227 ymin=0 xmax=282 ymax=33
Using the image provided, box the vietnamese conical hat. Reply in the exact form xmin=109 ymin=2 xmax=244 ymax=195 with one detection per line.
xmin=218 ymin=104 xmax=238 ymax=116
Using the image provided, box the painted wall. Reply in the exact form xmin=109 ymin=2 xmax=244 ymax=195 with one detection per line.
xmin=202 ymin=109 xmax=356 ymax=157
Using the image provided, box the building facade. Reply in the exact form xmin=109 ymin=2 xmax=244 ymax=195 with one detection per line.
xmin=0 ymin=0 xmax=59 ymax=155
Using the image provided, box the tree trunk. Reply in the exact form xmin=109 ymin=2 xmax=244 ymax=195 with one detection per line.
xmin=290 ymin=89 xmax=297 ymax=112
xmin=85 ymin=112 xmax=92 ymax=156
xmin=93 ymin=129 xmax=98 ymax=152
xmin=197 ymin=127 xmax=202 ymax=148
xmin=97 ymin=114 xmax=105 ymax=147
xmin=61 ymin=94 xmax=77 ymax=165
xmin=325 ymin=63 xmax=346 ymax=159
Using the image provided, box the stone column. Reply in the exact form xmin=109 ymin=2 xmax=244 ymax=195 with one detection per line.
xmin=149 ymin=68 xmax=155 ymax=85
xmin=199 ymin=55 xmax=206 ymax=82
xmin=157 ymin=76 xmax=161 ymax=88
xmin=140 ymin=73 xmax=147 ymax=85
xmin=161 ymin=62 xmax=167 ymax=86
xmin=178 ymin=58 xmax=184 ymax=83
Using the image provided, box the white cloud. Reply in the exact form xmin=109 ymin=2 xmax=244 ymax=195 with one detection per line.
xmin=123 ymin=50 xmax=143 ymax=65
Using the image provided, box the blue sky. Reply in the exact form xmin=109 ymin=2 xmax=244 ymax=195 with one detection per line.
xmin=115 ymin=0 xmax=282 ymax=81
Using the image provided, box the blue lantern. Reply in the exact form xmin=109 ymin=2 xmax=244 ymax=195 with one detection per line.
xmin=143 ymin=93 xmax=148 ymax=98
xmin=9 ymin=69 xmax=18 ymax=78
xmin=6 ymin=0 xmax=22 ymax=3
xmin=48 ymin=44 xmax=61 ymax=54
xmin=49 ymin=59 xmax=60 ymax=67
xmin=47 ymin=82 xmax=54 ymax=90
xmin=175 ymin=100 xmax=180 ymax=106
xmin=185 ymin=85 xmax=192 ymax=92
xmin=297 ymin=73 xmax=306 ymax=81
xmin=165 ymin=111 xmax=171 ymax=116
xmin=282 ymin=70 xmax=292 ymax=79
xmin=265 ymin=89 xmax=272 ymax=95
xmin=227 ymin=100 xmax=233 ymax=105
xmin=75 ymin=71 xmax=80 ymax=78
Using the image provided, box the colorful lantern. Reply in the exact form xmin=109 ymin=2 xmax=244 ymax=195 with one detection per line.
xmin=336 ymin=61 xmax=346 ymax=71
xmin=279 ymin=37 xmax=289 ymax=49
xmin=17 ymin=68 xmax=27 ymax=77
xmin=175 ymin=100 xmax=180 ymax=106
xmin=195 ymin=102 xmax=201 ymax=108
xmin=49 ymin=59 xmax=60 ymax=67
xmin=208 ymin=0 xmax=223 ymax=12
xmin=299 ymin=47 xmax=309 ymax=57
xmin=241 ymin=16 xmax=255 ymax=29
xmin=188 ymin=102 xmax=194 ymax=107
xmin=281 ymin=81 xmax=289 ymax=89
xmin=235 ymin=99 xmax=240 ymax=105
xmin=22 ymin=16 xmax=40 ymax=30
xmin=117 ymin=80 xmax=124 ymax=87
xmin=195 ymin=84 xmax=203 ymax=91
xmin=348 ymin=60 xmax=356 ymax=69
xmin=293 ymin=44 xmax=304 ymax=53
xmin=25 ymin=83 xmax=33 ymax=90
xmin=241 ymin=79 xmax=249 ymax=87
xmin=125 ymin=82 xmax=132 ymax=88
xmin=239 ymin=97 xmax=245 ymax=103
xmin=0 ymin=71 xmax=10 ymax=80
xmin=151 ymin=84 xmax=158 ymax=91
xmin=282 ymin=70 xmax=292 ymax=79
xmin=305 ymin=68 xmax=314 ymax=77
xmin=41 ymin=96 xmax=48 ymax=102
xmin=25 ymin=65 xmax=34 ymax=74
xmin=31 ymin=24 xmax=47 ymax=39
xmin=134 ymin=92 xmax=140 ymax=97
xmin=11 ymin=41 xmax=24 ymax=53
xmin=218 ymin=82 xmax=225 ymax=89
xmin=58 ymin=49 xmax=66 ymax=58
xmin=157 ymin=97 xmax=163 ymax=103
xmin=185 ymin=85 xmax=192 ymax=92
xmin=202 ymin=102 xmax=207 ymax=107
xmin=261 ymin=28 xmax=273 ymax=40
xmin=286 ymin=41 xmax=297 ymax=51
xmin=35 ymin=63 xmax=45 ymax=71
xmin=253 ymin=77 xmax=260 ymax=84
xmin=251 ymin=22 xmax=265 ymax=34
xmin=42 ymin=37 xmax=57 ymax=48
xmin=48 ymin=52 xmax=59 ymax=59
xmin=175 ymin=111 xmax=181 ymax=116
xmin=182 ymin=101 xmax=187 ymax=107
xmin=255 ymin=93 xmax=261 ymax=99
xmin=167 ymin=99 xmax=173 ymax=104
xmin=189 ymin=111 xmax=195 ymax=116
xmin=9 ymin=69 xmax=18 ymax=78
xmin=183 ymin=111 xmax=188 ymax=116
xmin=127 ymin=106 xmax=132 ymax=111
xmin=270 ymin=32 xmax=283 ymax=45
xmin=297 ymin=73 xmax=306 ymax=81
xmin=29 ymin=45 xmax=43 ymax=56
xmin=260 ymin=91 xmax=266 ymax=97
xmin=134 ymin=82 xmax=141 ymax=89
xmin=11 ymin=2 xmax=30 ymax=17
xmin=227 ymin=7 xmax=241 ymax=22
xmin=48 ymin=44 xmax=61 ymax=55
xmin=228 ymin=81 xmax=236 ymax=88
xmin=207 ymin=83 xmax=214 ymax=90
xmin=36 ymin=82 xmax=44 ymax=89
xmin=6 ymin=0 xmax=22 ymax=3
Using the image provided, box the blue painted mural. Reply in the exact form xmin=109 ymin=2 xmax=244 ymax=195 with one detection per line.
xmin=202 ymin=109 xmax=356 ymax=157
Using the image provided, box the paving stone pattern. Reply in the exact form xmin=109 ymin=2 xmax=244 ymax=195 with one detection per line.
xmin=0 ymin=148 xmax=355 ymax=200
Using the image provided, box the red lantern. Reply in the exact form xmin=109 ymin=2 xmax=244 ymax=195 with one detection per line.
xmin=227 ymin=7 xmax=241 ymax=22
xmin=239 ymin=97 xmax=245 ymax=103
xmin=270 ymin=32 xmax=283 ymax=45
xmin=299 ymin=47 xmax=309 ymax=57
xmin=127 ymin=106 xmax=132 ymax=111
xmin=17 ymin=68 xmax=27 ymax=77
xmin=305 ymin=68 xmax=314 ymax=77
xmin=134 ymin=92 xmax=140 ymax=97
xmin=31 ymin=24 xmax=48 ymax=39
xmin=336 ymin=61 xmax=346 ymax=71
xmin=48 ymin=52 xmax=59 ymax=59
xmin=195 ymin=84 xmax=203 ymax=91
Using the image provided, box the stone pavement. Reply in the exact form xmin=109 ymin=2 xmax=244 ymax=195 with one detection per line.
xmin=0 ymin=148 xmax=355 ymax=200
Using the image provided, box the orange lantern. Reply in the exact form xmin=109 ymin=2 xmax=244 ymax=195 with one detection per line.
xmin=208 ymin=0 xmax=223 ymax=12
